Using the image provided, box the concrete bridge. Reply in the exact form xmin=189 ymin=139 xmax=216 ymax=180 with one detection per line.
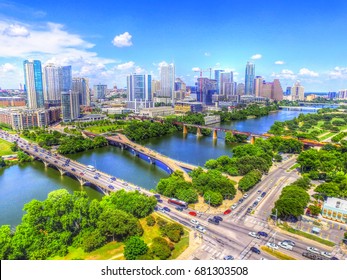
xmin=83 ymin=131 xmax=192 ymax=182
xmin=0 ymin=131 xmax=151 ymax=196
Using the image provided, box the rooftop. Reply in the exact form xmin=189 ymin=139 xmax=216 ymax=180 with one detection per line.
xmin=324 ymin=197 xmax=347 ymax=211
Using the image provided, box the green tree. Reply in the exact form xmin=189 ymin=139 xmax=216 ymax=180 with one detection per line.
xmin=146 ymin=215 xmax=156 ymax=227
xmin=151 ymin=237 xmax=171 ymax=260
xmin=204 ymin=190 xmax=223 ymax=207
xmin=124 ymin=236 xmax=148 ymax=260
xmin=308 ymin=205 xmax=321 ymax=216
xmin=0 ymin=157 xmax=6 ymax=167
xmin=0 ymin=225 xmax=12 ymax=259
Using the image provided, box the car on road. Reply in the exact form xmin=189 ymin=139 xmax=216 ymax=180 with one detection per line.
xmin=122 ymin=182 xmax=128 ymax=186
xmin=243 ymin=193 xmax=248 ymax=199
xmin=261 ymin=192 xmax=266 ymax=197
xmin=302 ymin=251 xmax=324 ymax=260
xmin=213 ymin=216 xmax=223 ymax=222
xmin=256 ymin=196 xmax=262 ymax=202
xmin=238 ymin=198 xmax=244 ymax=203
xmin=231 ymin=204 xmax=238 ymax=210
xmin=45 ymin=156 xmax=48 ymax=159
xmin=71 ymin=168 xmax=76 ymax=172
xmin=307 ymin=246 xmax=320 ymax=254
xmin=195 ymin=225 xmax=206 ymax=233
xmin=80 ymin=172 xmax=84 ymax=176
xmin=248 ymin=232 xmax=260 ymax=238
xmin=94 ymin=176 xmax=98 ymax=179
xmin=110 ymin=177 xmax=116 ymax=181
xmin=175 ymin=206 xmax=184 ymax=211
xmin=257 ymin=231 xmax=268 ymax=237
xmin=250 ymin=247 xmax=261 ymax=254
xmin=224 ymin=209 xmax=232 ymax=215
xmin=266 ymin=242 xmax=279 ymax=250
xmin=257 ymin=190 xmax=262 ymax=194
xmin=208 ymin=218 xmax=219 ymax=225
xmin=156 ymin=206 xmax=163 ymax=211
xmin=282 ymin=240 xmax=295 ymax=246
xmin=246 ymin=207 xmax=252 ymax=214
xmin=54 ymin=160 xmax=57 ymax=163
xmin=252 ymin=201 xmax=259 ymax=207
xmin=190 ymin=219 xmax=199 ymax=226
xmin=163 ymin=207 xmax=170 ymax=212
xmin=278 ymin=241 xmax=293 ymax=250
xmin=321 ymin=251 xmax=332 ymax=258
xmin=223 ymin=255 xmax=234 ymax=260
xmin=157 ymin=199 xmax=163 ymax=203
xmin=331 ymin=256 xmax=339 ymax=260
xmin=154 ymin=194 xmax=160 ymax=199
xmin=189 ymin=211 xmax=197 ymax=216
xmin=108 ymin=185 xmax=114 ymax=190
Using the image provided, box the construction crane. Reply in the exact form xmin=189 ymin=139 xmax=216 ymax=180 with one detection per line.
xmin=193 ymin=67 xmax=212 ymax=103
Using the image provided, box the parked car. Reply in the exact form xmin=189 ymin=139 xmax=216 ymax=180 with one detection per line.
xmin=208 ymin=218 xmax=219 ymax=225
xmin=223 ymin=255 xmax=234 ymax=260
xmin=249 ymin=232 xmax=260 ymax=239
xmin=231 ymin=204 xmax=238 ymax=210
xmin=243 ymin=193 xmax=249 ymax=199
xmin=224 ymin=209 xmax=232 ymax=215
xmin=213 ymin=216 xmax=223 ymax=222
xmin=190 ymin=219 xmax=199 ymax=226
xmin=257 ymin=231 xmax=268 ymax=237
xmin=189 ymin=211 xmax=197 ymax=216
xmin=278 ymin=241 xmax=293 ymax=251
xmin=307 ymin=247 xmax=320 ymax=254
xmin=266 ymin=242 xmax=279 ymax=250
xmin=250 ymin=247 xmax=261 ymax=254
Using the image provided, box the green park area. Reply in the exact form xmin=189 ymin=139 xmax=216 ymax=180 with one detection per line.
xmin=0 ymin=138 xmax=14 ymax=156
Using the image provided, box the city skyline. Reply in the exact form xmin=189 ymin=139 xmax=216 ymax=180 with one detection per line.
xmin=1 ymin=0 xmax=347 ymax=91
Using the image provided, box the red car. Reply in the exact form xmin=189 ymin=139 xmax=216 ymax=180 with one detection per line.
xmin=224 ymin=209 xmax=232 ymax=215
xmin=80 ymin=172 xmax=84 ymax=176
xmin=188 ymin=211 xmax=197 ymax=216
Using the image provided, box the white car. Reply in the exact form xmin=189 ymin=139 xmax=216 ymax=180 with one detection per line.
xmin=231 ymin=204 xmax=238 ymax=210
xmin=321 ymin=251 xmax=332 ymax=258
xmin=307 ymin=247 xmax=320 ymax=254
xmin=256 ymin=196 xmax=262 ymax=202
xmin=248 ymin=232 xmax=260 ymax=238
xmin=190 ymin=219 xmax=199 ymax=226
xmin=278 ymin=241 xmax=293 ymax=251
xmin=266 ymin=242 xmax=279 ymax=250
xmin=195 ymin=225 xmax=206 ymax=233
xmin=243 ymin=193 xmax=249 ymax=199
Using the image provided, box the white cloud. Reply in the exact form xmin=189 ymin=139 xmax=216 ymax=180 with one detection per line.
xmin=192 ymin=67 xmax=200 ymax=72
xmin=116 ymin=61 xmax=135 ymax=70
xmin=271 ymin=69 xmax=296 ymax=80
xmin=329 ymin=66 xmax=347 ymax=79
xmin=298 ymin=68 xmax=319 ymax=77
xmin=112 ymin=32 xmax=133 ymax=47
xmin=251 ymin=54 xmax=262 ymax=60
xmin=204 ymin=52 xmax=211 ymax=57
xmin=3 ymin=24 xmax=30 ymax=37
xmin=275 ymin=60 xmax=285 ymax=65
xmin=0 ymin=63 xmax=16 ymax=73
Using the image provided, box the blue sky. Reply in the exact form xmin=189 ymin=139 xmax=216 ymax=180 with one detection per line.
xmin=1 ymin=0 xmax=347 ymax=91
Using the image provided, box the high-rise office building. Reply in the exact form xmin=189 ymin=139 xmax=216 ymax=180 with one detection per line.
xmin=220 ymin=72 xmax=233 ymax=98
xmin=61 ymin=66 xmax=72 ymax=92
xmin=93 ymin=84 xmax=107 ymax=99
xmin=290 ymin=82 xmax=305 ymax=101
xmin=254 ymin=76 xmax=263 ymax=97
xmin=160 ymin=63 xmax=175 ymax=103
xmin=272 ymin=79 xmax=284 ymax=101
xmin=245 ymin=62 xmax=255 ymax=95
xmin=61 ymin=90 xmax=80 ymax=122
xmin=73 ymin=77 xmax=90 ymax=106
xmin=214 ymin=69 xmax=224 ymax=94
xmin=237 ymin=83 xmax=245 ymax=95
xmin=127 ymin=74 xmax=152 ymax=101
xmin=196 ymin=78 xmax=217 ymax=105
xmin=23 ymin=60 xmax=44 ymax=109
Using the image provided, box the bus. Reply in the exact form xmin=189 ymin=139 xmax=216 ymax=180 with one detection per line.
xmin=168 ymin=198 xmax=188 ymax=209
xmin=87 ymin=165 xmax=96 ymax=172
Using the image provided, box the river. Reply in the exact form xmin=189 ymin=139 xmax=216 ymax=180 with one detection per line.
xmin=0 ymin=110 xmax=305 ymax=226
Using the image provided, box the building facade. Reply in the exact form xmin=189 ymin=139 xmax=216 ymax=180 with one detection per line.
xmin=160 ymin=63 xmax=175 ymax=104
xmin=23 ymin=60 xmax=44 ymax=109
xmin=290 ymin=82 xmax=305 ymax=101
xmin=245 ymin=62 xmax=255 ymax=95
xmin=220 ymin=72 xmax=233 ymax=99
xmin=0 ymin=97 xmax=26 ymax=107
xmin=322 ymin=197 xmax=347 ymax=224
xmin=61 ymin=91 xmax=80 ymax=122
xmin=93 ymin=84 xmax=107 ymax=100
xmin=73 ymin=77 xmax=90 ymax=106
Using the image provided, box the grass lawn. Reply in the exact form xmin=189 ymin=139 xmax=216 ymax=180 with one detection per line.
xmin=279 ymin=224 xmax=335 ymax=247
xmin=85 ymin=125 xmax=124 ymax=134
xmin=288 ymin=163 xmax=300 ymax=171
xmin=0 ymin=138 xmax=14 ymax=156
xmin=319 ymin=132 xmax=337 ymax=141
xmin=260 ymin=246 xmax=296 ymax=260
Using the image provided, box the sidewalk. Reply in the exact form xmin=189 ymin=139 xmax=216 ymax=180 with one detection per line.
xmin=176 ymin=229 xmax=203 ymax=260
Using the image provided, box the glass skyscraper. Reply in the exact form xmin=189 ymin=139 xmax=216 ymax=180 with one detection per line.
xmin=127 ymin=74 xmax=152 ymax=101
xmin=23 ymin=60 xmax=44 ymax=109
xmin=245 ymin=62 xmax=255 ymax=95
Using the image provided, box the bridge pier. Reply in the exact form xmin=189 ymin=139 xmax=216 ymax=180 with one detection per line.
xmin=213 ymin=130 xmax=217 ymax=139
xmin=183 ymin=125 xmax=188 ymax=134
xmin=197 ymin=127 xmax=203 ymax=137
xmin=250 ymin=136 xmax=256 ymax=145
xmin=56 ymin=167 xmax=66 ymax=176
xmin=43 ymin=161 xmax=49 ymax=168
xmin=148 ymin=157 xmax=155 ymax=164
xmin=77 ymin=177 xmax=87 ymax=186
xmin=132 ymin=149 xmax=138 ymax=156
